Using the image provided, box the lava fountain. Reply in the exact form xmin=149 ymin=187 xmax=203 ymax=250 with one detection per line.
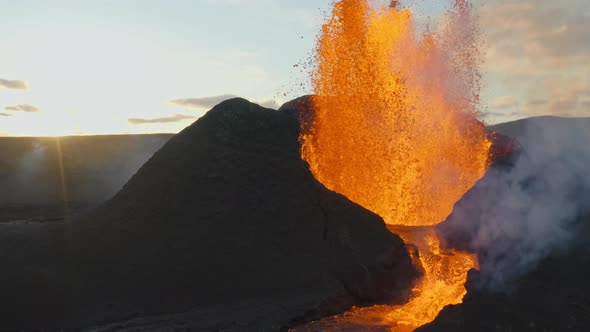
xmin=298 ymin=0 xmax=492 ymax=330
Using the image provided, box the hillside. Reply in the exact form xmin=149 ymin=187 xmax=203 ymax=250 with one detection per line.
xmin=0 ymin=99 xmax=417 ymax=330
xmin=0 ymin=134 xmax=172 ymax=222
xmin=490 ymin=116 xmax=590 ymax=142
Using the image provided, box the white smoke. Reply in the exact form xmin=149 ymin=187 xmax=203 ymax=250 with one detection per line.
xmin=439 ymin=117 xmax=590 ymax=290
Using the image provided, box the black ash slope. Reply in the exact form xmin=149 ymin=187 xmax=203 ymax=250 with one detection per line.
xmin=0 ymin=98 xmax=418 ymax=330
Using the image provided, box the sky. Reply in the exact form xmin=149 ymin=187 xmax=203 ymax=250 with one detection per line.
xmin=0 ymin=0 xmax=588 ymax=136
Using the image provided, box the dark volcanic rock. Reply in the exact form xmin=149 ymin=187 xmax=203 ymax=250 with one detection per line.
xmin=278 ymin=94 xmax=315 ymax=132
xmin=72 ymin=98 xmax=417 ymax=328
xmin=0 ymin=98 xmax=417 ymax=330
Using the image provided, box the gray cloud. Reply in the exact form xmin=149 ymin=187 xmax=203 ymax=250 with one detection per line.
xmin=170 ymin=95 xmax=279 ymax=110
xmin=480 ymin=0 xmax=590 ymax=117
xmin=0 ymin=78 xmax=28 ymax=90
xmin=481 ymin=1 xmax=590 ymax=58
xmin=128 ymin=114 xmax=197 ymax=125
xmin=0 ymin=113 xmax=13 ymax=117
xmin=548 ymin=98 xmax=579 ymax=115
xmin=493 ymin=96 xmax=519 ymax=109
xmin=5 ymin=104 xmax=40 ymax=113
xmin=487 ymin=111 xmax=528 ymax=119
xmin=527 ymin=99 xmax=548 ymax=107
xmin=170 ymin=95 xmax=237 ymax=110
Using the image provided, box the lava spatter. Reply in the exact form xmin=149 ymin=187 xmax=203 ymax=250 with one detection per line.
xmin=299 ymin=0 xmax=491 ymax=330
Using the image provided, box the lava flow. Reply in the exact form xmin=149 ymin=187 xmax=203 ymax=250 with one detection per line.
xmin=298 ymin=0 xmax=491 ymax=330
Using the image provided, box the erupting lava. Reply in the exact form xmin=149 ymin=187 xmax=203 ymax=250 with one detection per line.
xmin=299 ymin=0 xmax=492 ymax=330
xmin=302 ymin=0 xmax=490 ymax=227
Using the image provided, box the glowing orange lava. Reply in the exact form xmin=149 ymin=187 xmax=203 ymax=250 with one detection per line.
xmin=299 ymin=0 xmax=491 ymax=330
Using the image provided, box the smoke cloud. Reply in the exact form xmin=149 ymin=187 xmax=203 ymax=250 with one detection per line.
xmin=438 ymin=117 xmax=590 ymax=290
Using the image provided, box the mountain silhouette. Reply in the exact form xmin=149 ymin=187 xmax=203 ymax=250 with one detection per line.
xmin=0 ymin=98 xmax=417 ymax=330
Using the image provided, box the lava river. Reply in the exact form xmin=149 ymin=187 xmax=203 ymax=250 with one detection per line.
xmin=296 ymin=0 xmax=492 ymax=331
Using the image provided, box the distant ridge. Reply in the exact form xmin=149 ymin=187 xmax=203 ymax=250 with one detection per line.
xmin=0 ymin=134 xmax=172 ymax=216
xmin=490 ymin=116 xmax=590 ymax=140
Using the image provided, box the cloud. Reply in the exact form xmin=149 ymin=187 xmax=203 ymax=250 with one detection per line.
xmin=481 ymin=1 xmax=590 ymax=59
xmin=0 ymin=113 xmax=13 ymax=117
xmin=170 ymin=94 xmax=280 ymax=110
xmin=4 ymin=104 xmax=41 ymax=113
xmin=480 ymin=0 xmax=590 ymax=117
xmin=548 ymin=98 xmax=579 ymax=115
xmin=527 ymin=99 xmax=548 ymax=107
xmin=256 ymin=99 xmax=280 ymax=109
xmin=539 ymin=78 xmax=590 ymax=116
xmin=169 ymin=95 xmax=237 ymax=110
xmin=493 ymin=96 xmax=519 ymax=109
xmin=128 ymin=114 xmax=197 ymax=125
xmin=486 ymin=110 xmax=528 ymax=119
xmin=0 ymin=78 xmax=28 ymax=90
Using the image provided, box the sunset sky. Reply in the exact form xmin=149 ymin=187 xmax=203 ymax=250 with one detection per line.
xmin=1 ymin=0 xmax=588 ymax=136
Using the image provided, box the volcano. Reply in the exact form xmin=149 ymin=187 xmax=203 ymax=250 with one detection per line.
xmin=1 ymin=101 xmax=588 ymax=332
xmin=0 ymin=98 xmax=418 ymax=330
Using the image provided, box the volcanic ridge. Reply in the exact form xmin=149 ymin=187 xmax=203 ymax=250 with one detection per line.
xmin=0 ymin=98 xmax=418 ymax=330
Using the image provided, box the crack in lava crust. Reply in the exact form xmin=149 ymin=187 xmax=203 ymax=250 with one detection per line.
xmin=297 ymin=0 xmax=491 ymax=330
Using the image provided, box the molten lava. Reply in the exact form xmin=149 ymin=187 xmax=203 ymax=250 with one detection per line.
xmin=303 ymin=0 xmax=490 ymax=227
xmin=299 ymin=0 xmax=491 ymax=330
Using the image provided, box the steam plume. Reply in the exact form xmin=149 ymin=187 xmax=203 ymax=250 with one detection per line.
xmin=439 ymin=117 xmax=590 ymax=290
